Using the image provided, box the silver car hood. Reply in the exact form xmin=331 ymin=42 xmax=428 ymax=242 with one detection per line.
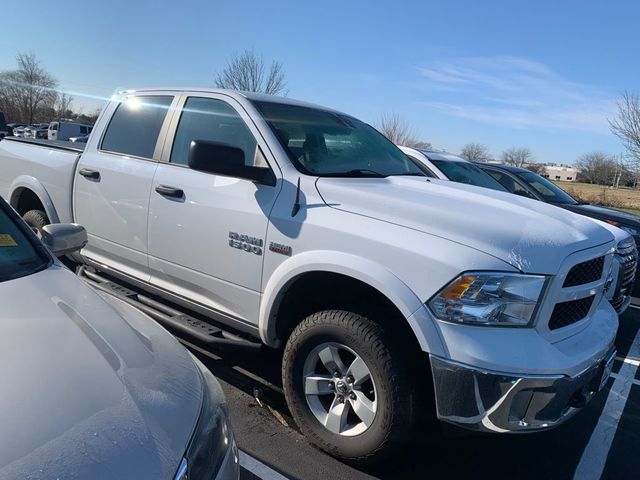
xmin=316 ymin=176 xmax=614 ymax=274
xmin=0 ymin=266 xmax=202 ymax=480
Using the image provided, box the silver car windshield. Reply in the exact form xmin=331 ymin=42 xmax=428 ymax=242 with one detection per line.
xmin=0 ymin=205 xmax=49 ymax=282
xmin=253 ymin=100 xmax=426 ymax=178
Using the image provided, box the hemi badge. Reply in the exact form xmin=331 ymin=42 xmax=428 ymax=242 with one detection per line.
xmin=269 ymin=242 xmax=292 ymax=256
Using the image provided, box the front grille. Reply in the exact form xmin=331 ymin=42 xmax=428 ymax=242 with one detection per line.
xmin=611 ymin=248 xmax=638 ymax=312
xmin=549 ymin=295 xmax=595 ymax=330
xmin=563 ymin=256 xmax=605 ymax=287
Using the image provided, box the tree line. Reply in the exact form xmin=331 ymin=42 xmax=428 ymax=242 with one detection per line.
xmin=456 ymin=142 xmax=638 ymax=186
xmin=0 ymin=53 xmax=99 ymax=125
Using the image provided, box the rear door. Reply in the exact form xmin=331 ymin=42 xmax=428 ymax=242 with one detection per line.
xmin=147 ymin=93 xmax=280 ymax=327
xmin=74 ymin=94 xmax=178 ymax=282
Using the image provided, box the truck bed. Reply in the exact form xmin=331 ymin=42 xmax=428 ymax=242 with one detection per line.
xmin=0 ymin=136 xmax=83 ymax=224
xmin=2 ymin=136 xmax=86 ymax=153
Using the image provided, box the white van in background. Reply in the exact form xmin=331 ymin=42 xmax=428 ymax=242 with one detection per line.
xmin=48 ymin=121 xmax=93 ymax=141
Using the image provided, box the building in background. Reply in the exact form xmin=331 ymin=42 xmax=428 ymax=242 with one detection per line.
xmin=542 ymin=165 xmax=579 ymax=182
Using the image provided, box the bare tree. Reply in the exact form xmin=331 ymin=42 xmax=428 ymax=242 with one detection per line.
xmin=74 ymin=110 xmax=100 ymax=126
xmin=610 ymin=91 xmax=640 ymax=164
xmin=374 ymin=112 xmax=431 ymax=148
xmin=459 ymin=143 xmax=491 ymax=162
xmin=525 ymin=163 xmax=547 ymax=176
xmin=214 ymin=50 xmax=287 ymax=96
xmin=501 ymin=147 xmax=533 ymax=167
xmin=0 ymin=52 xmax=58 ymax=124
xmin=610 ymin=91 xmax=640 ymax=186
xmin=575 ymin=151 xmax=618 ymax=185
xmin=55 ymin=92 xmax=73 ymax=120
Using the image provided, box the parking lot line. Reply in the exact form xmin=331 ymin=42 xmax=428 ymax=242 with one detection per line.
xmin=573 ymin=327 xmax=640 ymax=480
xmin=240 ymin=451 xmax=290 ymax=480
xmin=610 ymin=372 xmax=640 ymax=387
xmin=615 ymin=355 xmax=640 ymax=366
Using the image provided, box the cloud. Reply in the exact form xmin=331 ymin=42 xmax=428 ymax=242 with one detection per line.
xmin=415 ymin=56 xmax=617 ymax=134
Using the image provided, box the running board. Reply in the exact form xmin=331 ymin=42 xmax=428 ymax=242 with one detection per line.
xmin=77 ymin=266 xmax=262 ymax=350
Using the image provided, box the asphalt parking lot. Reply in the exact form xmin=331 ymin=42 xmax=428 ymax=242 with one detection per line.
xmin=184 ymin=305 xmax=640 ymax=480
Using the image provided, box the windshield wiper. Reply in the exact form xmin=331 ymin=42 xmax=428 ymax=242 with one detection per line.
xmin=391 ymin=172 xmax=427 ymax=177
xmin=339 ymin=169 xmax=387 ymax=178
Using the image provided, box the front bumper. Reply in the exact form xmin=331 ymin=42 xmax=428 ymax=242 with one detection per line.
xmin=430 ymin=347 xmax=616 ymax=433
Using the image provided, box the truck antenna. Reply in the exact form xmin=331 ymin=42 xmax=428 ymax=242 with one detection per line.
xmin=291 ymin=177 xmax=301 ymax=217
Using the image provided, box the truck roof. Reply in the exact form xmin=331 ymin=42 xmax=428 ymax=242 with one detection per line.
xmin=417 ymin=150 xmax=468 ymax=162
xmin=118 ymin=88 xmax=343 ymax=114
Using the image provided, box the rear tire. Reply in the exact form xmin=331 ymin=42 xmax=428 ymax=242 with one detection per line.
xmin=282 ymin=309 xmax=416 ymax=463
xmin=22 ymin=209 xmax=49 ymax=234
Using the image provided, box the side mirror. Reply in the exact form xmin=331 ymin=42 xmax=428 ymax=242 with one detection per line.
xmin=188 ymin=140 xmax=276 ymax=186
xmin=40 ymin=223 xmax=88 ymax=256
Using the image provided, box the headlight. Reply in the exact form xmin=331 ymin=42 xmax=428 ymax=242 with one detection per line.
xmin=175 ymin=356 xmax=237 ymax=480
xmin=429 ymin=272 xmax=547 ymax=326
xmin=616 ymin=236 xmax=636 ymax=255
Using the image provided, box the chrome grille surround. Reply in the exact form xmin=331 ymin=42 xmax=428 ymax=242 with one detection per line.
xmin=534 ymin=243 xmax=615 ymax=340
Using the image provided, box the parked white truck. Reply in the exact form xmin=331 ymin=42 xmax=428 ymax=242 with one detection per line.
xmin=0 ymin=88 xmax=619 ymax=461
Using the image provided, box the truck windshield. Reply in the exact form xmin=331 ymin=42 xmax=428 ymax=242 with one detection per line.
xmin=0 ymin=202 xmax=49 ymax=283
xmin=430 ymin=160 xmax=508 ymax=191
xmin=516 ymin=171 xmax=578 ymax=205
xmin=252 ymin=101 xmax=426 ymax=177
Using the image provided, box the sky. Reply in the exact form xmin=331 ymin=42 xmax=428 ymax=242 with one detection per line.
xmin=1 ymin=0 xmax=638 ymax=165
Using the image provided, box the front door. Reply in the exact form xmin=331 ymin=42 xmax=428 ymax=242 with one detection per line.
xmin=147 ymin=94 xmax=280 ymax=326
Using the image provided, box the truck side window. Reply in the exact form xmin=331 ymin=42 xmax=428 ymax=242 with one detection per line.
xmin=170 ymin=97 xmax=261 ymax=167
xmin=101 ymin=95 xmax=173 ymax=159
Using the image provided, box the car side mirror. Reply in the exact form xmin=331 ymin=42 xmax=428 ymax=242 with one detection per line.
xmin=40 ymin=223 xmax=88 ymax=256
xmin=188 ymin=140 xmax=276 ymax=186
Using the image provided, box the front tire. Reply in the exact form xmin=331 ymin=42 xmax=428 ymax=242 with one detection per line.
xmin=282 ymin=310 xmax=416 ymax=462
xmin=22 ymin=209 xmax=49 ymax=234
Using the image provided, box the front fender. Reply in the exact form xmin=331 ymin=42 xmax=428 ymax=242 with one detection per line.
xmin=259 ymin=250 xmax=445 ymax=355
xmin=9 ymin=175 xmax=60 ymax=223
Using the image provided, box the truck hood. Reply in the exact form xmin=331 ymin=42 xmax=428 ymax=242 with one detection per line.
xmin=316 ymin=177 xmax=614 ymax=274
xmin=0 ymin=266 xmax=202 ymax=480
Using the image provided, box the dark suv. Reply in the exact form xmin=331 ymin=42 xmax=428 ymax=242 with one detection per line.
xmin=476 ymin=162 xmax=640 ymax=303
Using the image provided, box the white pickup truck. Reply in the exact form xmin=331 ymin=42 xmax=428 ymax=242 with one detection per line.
xmin=0 ymin=88 xmax=618 ymax=461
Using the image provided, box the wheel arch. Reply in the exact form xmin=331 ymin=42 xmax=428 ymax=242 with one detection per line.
xmin=260 ymin=251 xmax=442 ymax=354
xmin=9 ymin=176 xmax=60 ymax=224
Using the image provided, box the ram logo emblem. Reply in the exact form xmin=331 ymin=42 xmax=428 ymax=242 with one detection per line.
xmin=228 ymin=232 xmax=263 ymax=255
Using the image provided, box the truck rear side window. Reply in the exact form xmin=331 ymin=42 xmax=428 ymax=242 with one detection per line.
xmin=101 ymin=96 xmax=173 ymax=159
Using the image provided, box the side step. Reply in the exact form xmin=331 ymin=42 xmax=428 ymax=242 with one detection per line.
xmin=78 ymin=266 xmax=262 ymax=350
